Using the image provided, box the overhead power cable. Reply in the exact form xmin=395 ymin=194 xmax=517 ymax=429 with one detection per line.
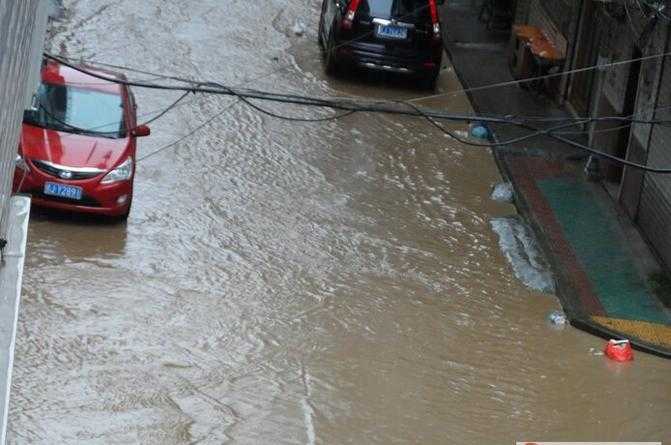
xmin=523 ymin=121 xmax=671 ymax=174
xmin=47 ymin=1 xmax=381 ymax=141
xmin=33 ymin=90 xmax=193 ymax=137
xmin=44 ymin=52 xmax=671 ymax=127
xmin=402 ymin=97 xmax=671 ymax=173
xmin=42 ymin=52 xmax=671 ymax=157
xmin=407 ymin=49 xmax=671 ymax=104
xmin=40 ymin=52 xmax=671 ymax=173
xmin=137 ymin=99 xmax=241 ymax=162
xmin=44 ymin=52 xmax=533 ymax=126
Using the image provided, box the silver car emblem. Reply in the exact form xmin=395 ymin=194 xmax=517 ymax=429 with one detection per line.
xmin=59 ymin=170 xmax=73 ymax=180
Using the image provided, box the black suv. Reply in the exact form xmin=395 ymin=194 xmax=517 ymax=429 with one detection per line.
xmin=319 ymin=0 xmax=445 ymax=88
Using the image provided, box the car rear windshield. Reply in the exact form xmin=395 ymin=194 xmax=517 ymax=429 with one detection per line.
xmin=27 ymin=83 xmax=125 ymax=138
xmin=360 ymin=0 xmax=430 ymax=20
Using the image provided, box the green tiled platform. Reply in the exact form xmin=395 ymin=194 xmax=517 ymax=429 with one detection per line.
xmin=538 ymin=178 xmax=670 ymax=325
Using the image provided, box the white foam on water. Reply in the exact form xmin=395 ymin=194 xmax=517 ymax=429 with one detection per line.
xmin=490 ymin=182 xmax=514 ymax=203
xmin=490 ymin=217 xmax=555 ymax=293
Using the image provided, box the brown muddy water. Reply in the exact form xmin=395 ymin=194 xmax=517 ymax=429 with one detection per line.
xmin=8 ymin=1 xmax=671 ymax=444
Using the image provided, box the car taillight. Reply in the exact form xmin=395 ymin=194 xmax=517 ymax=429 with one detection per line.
xmin=428 ymin=0 xmax=441 ymax=40
xmin=342 ymin=0 xmax=362 ymax=31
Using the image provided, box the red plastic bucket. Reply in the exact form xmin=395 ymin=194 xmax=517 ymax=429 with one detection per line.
xmin=604 ymin=339 xmax=634 ymax=362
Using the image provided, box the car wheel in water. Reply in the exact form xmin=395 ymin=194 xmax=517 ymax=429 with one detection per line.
xmin=419 ymin=71 xmax=439 ymax=91
xmin=318 ymin=1 xmax=326 ymax=49
xmin=325 ymin=28 xmax=339 ymax=76
xmin=116 ymin=200 xmax=132 ymax=222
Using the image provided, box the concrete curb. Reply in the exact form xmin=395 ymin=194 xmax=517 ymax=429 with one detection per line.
xmin=0 ymin=196 xmax=31 ymax=444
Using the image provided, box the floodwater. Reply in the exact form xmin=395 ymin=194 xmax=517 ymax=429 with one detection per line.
xmin=8 ymin=1 xmax=671 ymax=444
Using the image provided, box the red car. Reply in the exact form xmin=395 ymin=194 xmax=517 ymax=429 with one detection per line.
xmin=13 ymin=60 xmax=150 ymax=219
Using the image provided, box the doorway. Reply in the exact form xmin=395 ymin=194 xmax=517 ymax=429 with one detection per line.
xmin=569 ymin=0 xmax=598 ymax=115
xmin=606 ymin=48 xmax=642 ymax=185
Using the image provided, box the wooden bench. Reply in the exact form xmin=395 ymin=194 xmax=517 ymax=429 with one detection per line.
xmin=508 ymin=24 xmax=566 ymax=91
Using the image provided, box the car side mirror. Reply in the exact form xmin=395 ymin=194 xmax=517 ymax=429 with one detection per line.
xmin=23 ymin=109 xmax=38 ymax=124
xmin=131 ymin=125 xmax=151 ymax=137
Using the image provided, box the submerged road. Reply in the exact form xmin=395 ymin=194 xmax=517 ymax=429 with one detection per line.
xmin=8 ymin=1 xmax=671 ymax=443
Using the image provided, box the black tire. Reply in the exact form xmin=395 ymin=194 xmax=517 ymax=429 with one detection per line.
xmin=318 ymin=1 xmax=326 ymax=49
xmin=115 ymin=200 xmax=132 ymax=222
xmin=324 ymin=28 xmax=339 ymax=76
xmin=419 ymin=71 xmax=439 ymax=91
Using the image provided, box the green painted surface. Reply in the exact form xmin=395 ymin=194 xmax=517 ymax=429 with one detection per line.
xmin=538 ymin=178 xmax=669 ymax=324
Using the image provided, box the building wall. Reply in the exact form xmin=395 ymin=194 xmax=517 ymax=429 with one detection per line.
xmin=584 ymin=10 xmax=638 ymax=181
xmin=583 ymin=7 xmax=671 ymax=270
xmin=620 ymin=17 xmax=669 ymax=219
xmin=596 ymin=10 xmax=671 ymax=269
xmin=636 ymin=48 xmax=671 ymax=269
xmin=513 ymin=0 xmax=671 ymax=269
xmin=0 ymin=0 xmax=45 ymax=240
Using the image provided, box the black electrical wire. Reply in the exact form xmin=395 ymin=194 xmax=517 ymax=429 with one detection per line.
xmin=53 ymin=2 xmax=434 ymax=95
xmin=44 ymin=93 xmax=202 ymax=147
xmin=521 ymin=121 xmax=671 ymax=174
xmin=46 ymin=52 xmax=671 ymax=129
xmin=200 ymin=81 xmax=357 ymax=122
xmin=44 ymin=53 xmax=534 ymax=126
xmin=400 ymin=97 xmax=586 ymax=147
xmin=401 ymin=98 xmax=671 ymax=148
xmin=63 ymin=53 xmax=671 ymax=125
xmin=403 ymin=98 xmax=671 ymax=173
xmin=42 ymin=55 xmax=671 ymax=172
xmin=204 ymin=80 xmax=622 ymax=147
xmin=38 ymin=54 xmax=564 ymax=126
xmin=137 ymin=99 xmax=241 ymax=162
xmin=33 ymin=90 xmax=192 ymax=137
xmin=50 ymin=51 xmax=663 ymax=125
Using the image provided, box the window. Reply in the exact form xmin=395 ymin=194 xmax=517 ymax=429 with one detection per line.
xmin=360 ymin=0 xmax=429 ymax=19
xmin=28 ymin=83 xmax=125 ymax=138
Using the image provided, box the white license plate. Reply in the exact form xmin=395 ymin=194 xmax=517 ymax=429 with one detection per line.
xmin=44 ymin=182 xmax=83 ymax=200
xmin=375 ymin=24 xmax=408 ymax=40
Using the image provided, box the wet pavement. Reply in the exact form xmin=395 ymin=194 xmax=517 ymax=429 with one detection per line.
xmin=8 ymin=1 xmax=671 ymax=444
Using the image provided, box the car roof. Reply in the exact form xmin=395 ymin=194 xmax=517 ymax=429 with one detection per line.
xmin=42 ymin=60 xmax=126 ymax=95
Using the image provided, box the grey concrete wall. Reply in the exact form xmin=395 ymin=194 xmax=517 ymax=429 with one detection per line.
xmin=619 ymin=18 xmax=669 ymax=219
xmin=0 ymin=2 xmax=46 ymax=443
xmin=0 ymin=0 xmax=42 ymax=240
xmin=0 ymin=197 xmax=30 ymax=445
xmin=599 ymin=18 xmax=637 ymax=114
xmin=594 ymin=10 xmax=671 ymax=269
xmin=637 ymin=51 xmax=671 ymax=270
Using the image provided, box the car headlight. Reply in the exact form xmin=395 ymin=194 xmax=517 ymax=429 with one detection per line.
xmin=101 ymin=157 xmax=134 ymax=184
xmin=15 ymin=154 xmax=29 ymax=172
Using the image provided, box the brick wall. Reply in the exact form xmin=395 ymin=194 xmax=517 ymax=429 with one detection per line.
xmin=0 ymin=0 xmax=44 ymax=240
